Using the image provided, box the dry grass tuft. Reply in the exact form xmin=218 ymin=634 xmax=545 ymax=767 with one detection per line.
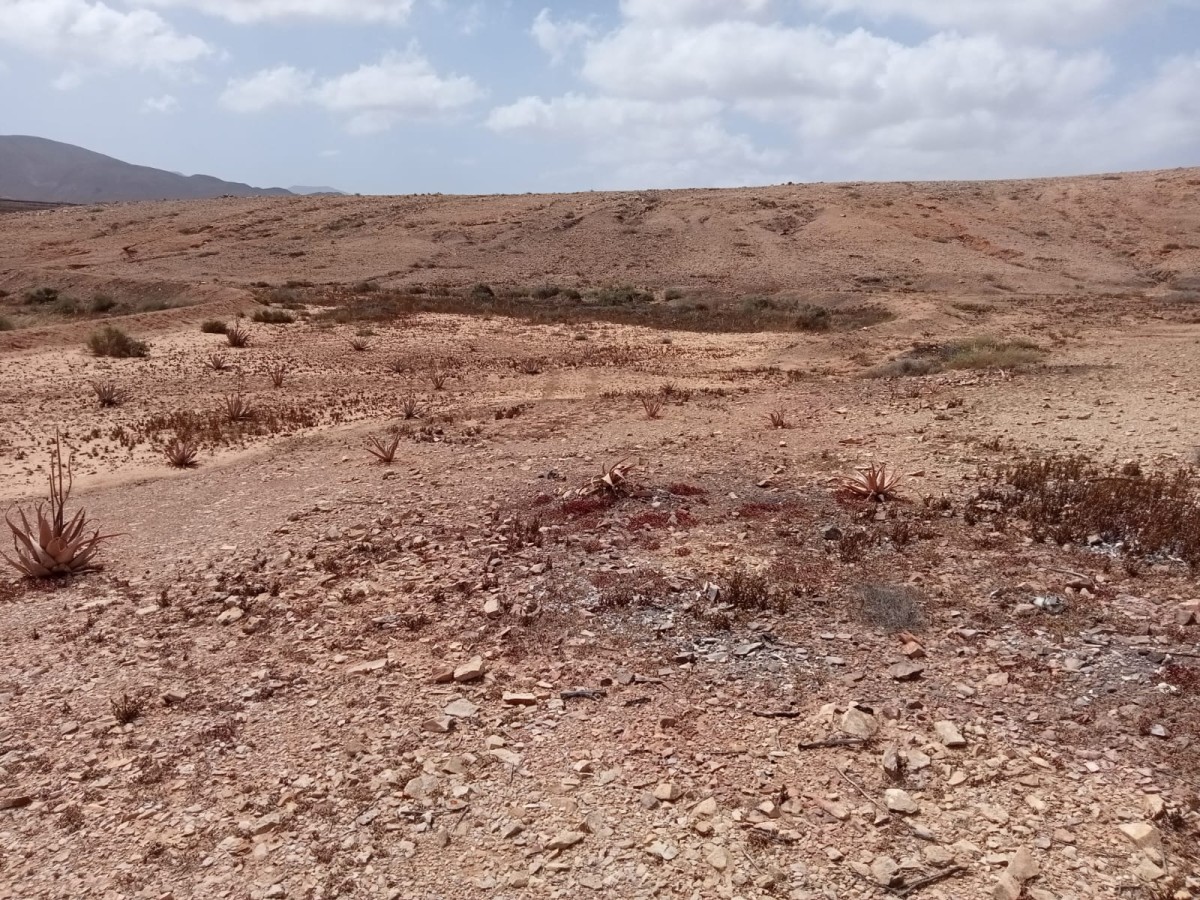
xmin=857 ymin=583 xmax=925 ymax=632
xmin=869 ymin=336 xmax=1044 ymax=377
xmin=267 ymin=362 xmax=288 ymax=388
xmin=205 ymin=352 xmax=230 ymax=372
xmin=91 ymin=380 xmax=123 ymax=408
xmin=766 ymin=408 xmax=790 ymax=429
xmin=87 ymin=326 xmax=148 ymax=358
xmin=225 ymin=322 xmax=251 ymax=348
xmin=163 ymin=438 xmax=199 ymax=469
xmin=200 ymin=320 xmax=227 ymax=334
xmin=842 ymin=463 xmax=903 ymax=502
xmin=366 ymin=432 xmax=402 ymax=464
xmin=111 ymin=693 xmax=145 ymax=725
xmin=428 ymin=369 xmax=448 ymax=391
xmin=387 ymin=357 xmax=407 ymax=375
xmin=349 ymin=337 xmax=370 ymax=352
xmin=641 ymin=394 xmax=664 ymax=419
xmin=3 ymin=433 xmax=115 ymax=578
xmin=399 ymin=394 xmax=423 ymax=420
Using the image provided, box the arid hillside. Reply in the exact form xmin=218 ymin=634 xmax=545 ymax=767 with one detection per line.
xmin=1 ymin=170 xmax=1199 ymax=900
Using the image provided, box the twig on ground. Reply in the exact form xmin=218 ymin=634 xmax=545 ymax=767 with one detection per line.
xmin=798 ymin=737 xmax=868 ymax=750
xmin=836 ymin=767 xmax=939 ymax=842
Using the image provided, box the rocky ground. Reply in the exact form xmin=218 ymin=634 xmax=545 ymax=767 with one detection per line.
xmin=1 ymin=172 xmax=1199 ymax=900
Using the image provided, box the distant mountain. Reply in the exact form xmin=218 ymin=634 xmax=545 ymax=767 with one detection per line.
xmin=290 ymin=185 xmax=346 ymax=196
xmin=0 ymin=135 xmax=293 ymax=203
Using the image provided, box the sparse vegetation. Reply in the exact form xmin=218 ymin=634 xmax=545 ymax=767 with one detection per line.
xmin=399 ymin=394 xmax=422 ymax=419
xmin=0 ymin=315 xmax=13 ymax=331
xmin=222 ymin=393 xmax=255 ymax=423
xmin=857 ymin=583 xmax=925 ymax=631
xmin=3 ymin=433 xmax=114 ymax=578
xmin=869 ymin=336 xmax=1045 ymax=377
xmin=206 ymin=352 xmax=230 ymax=372
xmin=766 ymin=408 xmax=790 ymax=429
xmin=87 ymin=326 xmax=148 ymax=358
xmin=366 ymin=432 xmax=401 ymax=464
xmin=428 ymin=369 xmax=447 ymax=390
xmin=842 ymin=463 xmax=903 ymax=502
xmin=349 ymin=337 xmax=370 ymax=352
xmin=253 ymin=307 xmax=295 ymax=325
xmin=110 ymin=693 xmax=145 ymax=725
xmin=91 ymin=380 xmax=123 ymax=407
xmin=641 ymin=394 xmax=664 ymax=419
xmin=268 ymin=362 xmax=288 ymax=387
xmin=163 ymin=438 xmax=199 ymax=469
xmin=200 ymin=320 xmax=228 ymax=334
xmin=225 ymin=322 xmax=251 ymax=348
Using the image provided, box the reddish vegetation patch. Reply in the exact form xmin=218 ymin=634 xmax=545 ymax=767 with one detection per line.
xmin=1163 ymin=663 xmax=1200 ymax=695
xmin=554 ymin=496 xmax=616 ymax=519
xmin=667 ymin=483 xmax=707 ymax=497
xmin=627 ymin=511 xmax=671 ymax=530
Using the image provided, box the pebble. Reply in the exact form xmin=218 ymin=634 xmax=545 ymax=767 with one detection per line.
xmin=935 ymin=721 xmax=967 ymax=747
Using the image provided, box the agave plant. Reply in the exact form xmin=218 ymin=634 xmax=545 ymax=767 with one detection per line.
xmin=399 ymin=394 xmax=423 ymax=420
xmin=766 ymin=408 xmax=791 ymax=429
xmin=366 ymin=432 xmax=402 ymax=464
xmin=91 ymin=379 xmax=123 ymax=408
xmin=577 ymin=458 xmax=636 ymax=498
xmin=206 ymin=352 xmax=230 ymax=372
xmin=428 ymin=369 xmax=448 ymax=391
xmin=163 ymin=438 xmax=199 ymax=469
xmin=225 ymin=322 xmax=251 ymax=348
xmin=223 ymin=392 xmax=255 ymax=423
xmin=641 ymin=395 xmax=664 ymax=420
xmin=267 ymin=362 xmax=288 ymax=388
xmin=3 ymin=433 xmax=116 ymax=578
xmin=842 ymin=462 xmax=903 ymax=502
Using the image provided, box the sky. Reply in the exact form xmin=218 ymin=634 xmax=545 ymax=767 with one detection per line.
xmin=0 ymin=0 xmax=1198 ymax=195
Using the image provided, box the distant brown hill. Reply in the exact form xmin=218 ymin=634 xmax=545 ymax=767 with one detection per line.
xmin=0 ymin=135 xmax=292 ymax=203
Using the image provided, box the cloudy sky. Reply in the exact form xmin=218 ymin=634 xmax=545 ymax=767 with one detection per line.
xmin=1 ymin=0 xmax=1198 ymax=194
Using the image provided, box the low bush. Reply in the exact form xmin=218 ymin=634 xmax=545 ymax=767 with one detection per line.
xmin=87 ymin=326 xmax=148 ymax=358
xmin=200 ymin=320 xmax=227 ymax=334
xmin=252 ymin=307 xmax=295 ymax=325
xmin=869 ymin=336 xmax=1044 ymax=377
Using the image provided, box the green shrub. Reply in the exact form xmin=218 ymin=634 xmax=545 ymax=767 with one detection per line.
xmin=867 ymin=336 xmax=1044 ymax=378
xmin=200 ymin=320 xmax=228 ymax=334
xmin=252 ymin=307 xmax=295 ymax=325
xmin=87 ymin=326 xmax=148 ymax=358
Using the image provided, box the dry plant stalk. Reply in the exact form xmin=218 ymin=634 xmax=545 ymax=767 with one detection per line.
xmin=641 ymin=395 xmax=664 ymax=419
xmin=3 ymin=432 xmax=116 ymax=578
xmin=163 ymin=438 xmax=199 ymax=468
xmin=766 ymin=409 xmax=791 ymax=429
xmin=366 ymin=433 xmax=402 ymax=464
xmin=843 ymin=462 xmax=903 ymax=502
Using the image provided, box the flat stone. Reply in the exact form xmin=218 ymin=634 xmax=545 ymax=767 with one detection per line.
xmin=935 ymin=721 xmax=967 ymax=748
xmin=422 ymin=716 xmax=454 ymax=734
xmin=816 ymin=798 xmax=851 ymax=821
xmin=347 ymin=658 xmax=387 ymax=675
xmin=706 ymin=847 xmax=730 ymax=871
xmin=216 ymin=607 xmax=244 ymax=625
xmin=923 ymin=845 xmax=956 ymax=868
xmin=453 ymin=656 xmax=486 ymax=683
xmin=443 ymin=698 xmax=479 ymax=718
xmin=694 ymin=797 xmax=718 ymax=817
xmin=1118 ymin=822 xmax=1162 ymax=856
xmin=546 ymin=830 xmax=585 ymax=851
xmin=993 ymin=873 xmax=1022 ymax=900
xmin=841 ymin=707 xmax=879 ymax=739
xmin=979 ymin=804 xmax=1010 ymax=825
xmin=888 ymin=661 xmax=925 ymax=682
xmin=1134 ymin=859 xmax=1168 ymax=882
xmin=404 ymin=774 xmax=439 ymax=801
xmin=490 ymin=748 xmax=522 ymax=768
xmin=483 ymin=597 xmax=502 ymax=617
xmin=502 ymin=692 xmax=538 ymax=706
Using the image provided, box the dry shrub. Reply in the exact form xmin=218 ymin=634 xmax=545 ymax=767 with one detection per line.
xmin=857 ymin=583 xmax=925 ymax=632
xmin=399 ymin=394 xmax=423 ymax=419
xmin=3 ymin=433 xmax=115 ymax=578
xmin=268 ymin=362 xmax=288 ymax=388
xmin=513 ymin=358 xmax=544 ymax=375
xmin=205 ymin=352 xmax=230 ymax=372
xmin=766 ymin=408 xmax=790 ymax=429
xmin=200 ymin=320 xmax=227 ymax=334
xmin=842 ymin=463 xmax=903 ymax=502
xmin=984 ymin=454 xmax=1200 ymax=568
xmin=428 ymin=369 xmax=448 ymax=390
xmin=349 ymin=337 xmax=370 ymax=352
xmin=869 ymin=336 xmax=1044 ymax=377
xmin=111 ymin=693 xmax=145 ymax=724
xmin=641 ymin=394 xmax=664 ymax=419
xmin=87 ymin=326 xmax=148 ymax=358
xmin=252 ymin=307 xmax=294 ymax=325
xmin=222 ymin=393 xmax=255 ymax=422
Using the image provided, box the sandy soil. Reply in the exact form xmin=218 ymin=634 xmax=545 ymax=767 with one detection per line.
xmin=1 ymin=171 xmax=1199 ymax=900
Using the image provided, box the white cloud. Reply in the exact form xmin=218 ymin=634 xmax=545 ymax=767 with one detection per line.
xmin=531 ymin=9 xmax=594 ymax=63
xmin=136 ymin=0 xmax=414 ymax=24
xmin=221 ymin=65 xmax=314 ymax=112
xmin=0 ymin=0 xmax=210 ymax=73
xmin=222 ymin=51 xmax=482 ymax=132
xmin=798 ymin=0 xmax=1189 ymax=40
xmin=142 ymin=93 xmax=180 ymax=113
xmin=619 ymin=0 xmax=775 ymax=24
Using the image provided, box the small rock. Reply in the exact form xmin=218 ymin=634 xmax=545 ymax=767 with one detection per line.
xmin=653 ymin=783 xmax=682 ymax=802
xmin=216 ymin=607 xmax=244 ymax=625
xmin=935 ymin=721 xmax=967 ymax=747
xmin=422 ymin=716 xmax=454 ymax=734
xmin=646 ymin=840 xmax=678 ymax=861
xmin=694 ymin=797 xmax=718 ymax=817
xmin=1118 ymin=822 xmax=1162 ymax=857
xmin=502 ymin=692 xmax=537 ymax=706
xmin=871 ymin=856 xmax=900 ymax=887
xmin=546 ymin=831 xmax=585 ymax=851
xmin=347 ymin=658 xmax=387 ymax=675
xmin=993 ymin=873 xmax=1022 ymax=900
xmin=706 ymin=847 xmax=730 ymax=871
xmin=888 ymin=661 xmax=925 ymax=682
xmin=978 ymin=804 xmax=1010 ymax=825
xmin=453 ymin=656 xmax=487 ymax=683
xmin=1007 ymin=847 xmax=1040 ymax=883
xmin=443 ymin=698 xmax=479 ymax=718
xmin=841 ymin=707 xmax=879 ymax=739
xmin=483 ymin=597 xmax=502 ymax=618
xmin=884 ymin=789 xmax=920 ymax=814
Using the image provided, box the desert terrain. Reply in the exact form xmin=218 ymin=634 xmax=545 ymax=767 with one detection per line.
xmin=1 ymin=169 xmax=1199 ymax=900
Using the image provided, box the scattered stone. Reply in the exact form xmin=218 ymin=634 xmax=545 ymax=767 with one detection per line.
xmin=871 ymin=856 xmax=900 ymax=887
xmin=884 ymin=789 xmax=920 ymax=814
xmin=653 ymin=783 xmax=682 ymax=802
xmin=694 ymin=797 xmax=718 ymax=817
xmin=888 ymin=661 xmax=925 ymax=682
xmin=453 ymin=656 xmax=487 ymax=683
xmin=502 ymin=692 xmax=537 ymax=706
xmin=546 ymin=831 xmax=585 ymax=851
xmin=0 ymin=796 xmax=32 ymax=811
xmin=841 ymin=707 xmax=879 ymax=739
xmin=935 ymin=720 xmax=967 ymax=747
xmin=347 ymin=658 xmax=387 ymax=675
xmin=404 ymin=774 xmax=439 ymax=802
xmin=216 ymin=607 xmax=244 ymax=625
xmin=979 ymin=804 xmax=1010 ymax=825
xmin=443 ymin=698 xmax=479 ymax=718
xmin=422 ymin=716 xmax=454 ymax=734
xmin=1007 ymin=847 xmax=1040 ymax=883
xmin=483 ymin=597 xmax=502 ymax=618
xmin=706 ymin=847 xmax=730 ymax=871
xmin=1118 ymin=822 xmax=1162 ymax=858
xmin=646 ymin=840 xmax=678 ymax=861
